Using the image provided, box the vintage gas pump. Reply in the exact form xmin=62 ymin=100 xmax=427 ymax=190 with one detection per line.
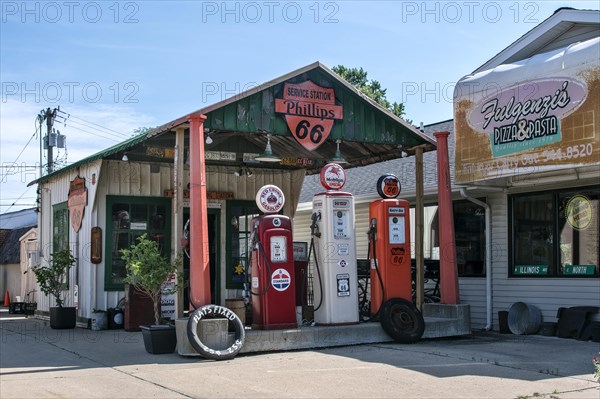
xmin=368 ymin=174 xmax=424 ymax=342
xmin=249 ymin=185 xmax=297 ymax=330
xmin=311 ymin=163 xmax=359 ymax=325
xmin=369 ymin=174 xmax=412 ymax=315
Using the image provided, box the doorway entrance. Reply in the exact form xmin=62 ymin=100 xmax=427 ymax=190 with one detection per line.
xmin=183 ymin=208 xmax=220 ymax=311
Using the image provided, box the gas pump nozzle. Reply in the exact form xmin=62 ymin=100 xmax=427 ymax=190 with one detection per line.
xmin=310 ymin=212 xmax=321 ymax=238
xmin=369 ymin=218 xmax=377 ymax=241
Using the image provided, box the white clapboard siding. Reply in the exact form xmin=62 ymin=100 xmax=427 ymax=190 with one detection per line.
xmin=36 ymin=160 xmax=102 ymax=320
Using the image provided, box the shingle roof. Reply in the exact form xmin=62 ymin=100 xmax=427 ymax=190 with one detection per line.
xmin=298 ymin=119 xmax=454 ymax=203
xmin=0 ymin=208 xmax=37 ymax=229
xmin=0 ymin=227 xmax=31 ymax=264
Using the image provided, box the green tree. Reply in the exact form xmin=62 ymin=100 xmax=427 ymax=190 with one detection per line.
xmin=332 ymin=65 xmax=409 ymax=122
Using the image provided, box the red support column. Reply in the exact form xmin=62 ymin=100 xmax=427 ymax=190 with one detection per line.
xmin=434 ymin=131 xmax=459 ymax=304
xmin=188 ymin=113 xmax=211 ymax=308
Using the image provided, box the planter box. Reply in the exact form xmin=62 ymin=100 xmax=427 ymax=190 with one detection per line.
xmin=140 ymin=325 xmax=177 ymax=354
xmin=50 ymin=307 xmax=76 ymax=329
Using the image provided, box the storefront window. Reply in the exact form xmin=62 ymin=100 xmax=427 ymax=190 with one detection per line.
xmin=558 ymin=189 xmax=599 ymax=276
xmin=510 ymin=187 xmax=599 ymax=277
xmin=454 ymin=201 xmax=486 ymax=276
xmin=105 ymin=196 xmax=171 ymax=290
xmin=430 ymin=199 xmax=486 ymax=277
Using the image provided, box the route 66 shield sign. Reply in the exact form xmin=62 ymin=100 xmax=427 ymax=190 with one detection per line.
xmin=275 ymin=80 xmax=343 ymax=151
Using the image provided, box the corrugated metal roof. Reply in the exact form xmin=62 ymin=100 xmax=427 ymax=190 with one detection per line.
xmin=28 ymin=131 xmax=151 ymax=186
xmin=28 ymin=61 xmax=437 ymax=184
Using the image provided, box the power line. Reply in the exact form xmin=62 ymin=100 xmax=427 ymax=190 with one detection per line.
xmin=2 ymin=185 xmax=34 ymax=213
xmin=58 ymin=119 xmax=121 ymax=143
xmin=58 ymin=110 xmax=130 ymax=139
xmin=0 ymin=122 xmax=39 ymax=182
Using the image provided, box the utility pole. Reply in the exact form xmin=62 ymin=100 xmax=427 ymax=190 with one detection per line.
xmin=38 ymin=107 xmax=65 ymax=174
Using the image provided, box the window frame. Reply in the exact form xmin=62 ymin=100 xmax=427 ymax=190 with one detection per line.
xmin=225 ymin=200 xmax=260 ymax=290
xmin=508 ymin=186 xmax=600 ymax=278
xmin=104 ymin=196 xmax=172 ymax=291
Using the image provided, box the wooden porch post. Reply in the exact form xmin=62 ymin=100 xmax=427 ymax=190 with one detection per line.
xmin=173 ymin=127 xmax=185 ymax=317
xmin=415 ymin=146 xmax=425 ymax=310
xmin=434 ymin=131 xmax=459 ymax=304
xmin=188 ymin=113 xmax=211 ymax=308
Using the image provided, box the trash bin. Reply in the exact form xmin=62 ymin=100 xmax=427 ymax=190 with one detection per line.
xmin=498 ymin=310 xmax=510 ymax=334
xmin=508 ymin=302 xmax=541 ymax=335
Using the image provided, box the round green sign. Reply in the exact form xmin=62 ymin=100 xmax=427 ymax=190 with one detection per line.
xmin=565 ymin=195 xmax=592 ymax=230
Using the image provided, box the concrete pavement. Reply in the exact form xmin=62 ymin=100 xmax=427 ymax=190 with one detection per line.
xmin=1 ymin=311 xmax=599 ymax=398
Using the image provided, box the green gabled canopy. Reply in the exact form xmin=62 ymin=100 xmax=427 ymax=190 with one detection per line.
xmin=30 ymin=61 xmax=436 ymax=185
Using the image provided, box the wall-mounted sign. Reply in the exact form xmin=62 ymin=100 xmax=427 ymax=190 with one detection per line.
xmin=91 ymin=226 xmax=102 ymax=264
xmin=453 ymin=39 xmax=599 ymax=184
xmin=68 ymin=176 xmax=87 ymax=233
xmin=467 ymin=78 xmax=587 ymax=158
xmin=256 ymin=185 xmax=285 ymax=214
xmin=205 ymin=151 xmax=237 ymax=161
xmin=275 ymin=80 xmax=343 ymax=151
xmin=146 ymin=146 xmax=175 ymax=159
xmin=320 ymin=163 xmax=346 ymax=190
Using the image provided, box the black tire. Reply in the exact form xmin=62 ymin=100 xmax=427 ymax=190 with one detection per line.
xmin=187 ymin=305 xmax=245 ymax=360
xmin=380 ymin=298 xmax=425 ymax=343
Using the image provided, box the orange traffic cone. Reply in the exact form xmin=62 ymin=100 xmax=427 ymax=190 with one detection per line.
xmin=3 ymin=290 xmax=10 ymax=307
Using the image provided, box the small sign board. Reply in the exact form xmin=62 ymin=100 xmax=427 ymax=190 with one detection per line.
xmin=563 ymin=265 xmax=596 ymax=275
xmin=513 ymin=265 xmax=549 ymax=275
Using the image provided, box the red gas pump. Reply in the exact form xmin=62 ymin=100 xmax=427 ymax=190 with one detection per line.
xmin=249 ymin=185 xmax=297 ymax=330
xmin=368 ymin=174 xmax=424 ymax=343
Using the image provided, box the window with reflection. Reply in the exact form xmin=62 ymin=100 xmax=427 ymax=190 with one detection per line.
xmin=105 ymin=196 xmax=171 ymax=290
xmin=226 ymin=201 xmax=260 ymax=289
xmin=509 ymin=186 xmax=599 ymax=277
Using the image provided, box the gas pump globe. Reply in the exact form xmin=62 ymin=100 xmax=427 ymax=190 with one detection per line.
xmin=311 ymin=163 xmax=359 ymax=325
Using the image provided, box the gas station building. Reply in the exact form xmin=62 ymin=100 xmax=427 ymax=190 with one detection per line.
xmin=29 ymin=62 xmax=437 ymax=328
xmin=28 ymin=7 xmax=599 ymax=336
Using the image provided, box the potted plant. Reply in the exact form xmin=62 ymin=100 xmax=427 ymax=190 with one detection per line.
xmin=32 ymin=249 xmax=77 ymax=329
xmin=121 ymin=234 xmax=181 ymax=354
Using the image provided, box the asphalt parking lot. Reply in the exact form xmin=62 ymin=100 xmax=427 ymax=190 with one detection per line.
xmin=1 ymin=311 xmax=599 ymax=398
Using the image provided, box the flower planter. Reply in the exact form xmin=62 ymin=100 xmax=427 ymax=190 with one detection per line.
xmin=50 ymin=307 xmax=76 ymax=329
xmin=140 ymin=325 xmax=177 ymax=354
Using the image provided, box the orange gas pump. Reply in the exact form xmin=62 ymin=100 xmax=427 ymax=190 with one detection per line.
xmin=368 ymin=174 xmax=424 ymax=343
xmin=369 ymin=198 xmax=411 ymax=315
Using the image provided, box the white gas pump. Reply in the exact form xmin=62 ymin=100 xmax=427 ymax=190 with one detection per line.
xmin=311 ymin=163 xmax=359 ymax=325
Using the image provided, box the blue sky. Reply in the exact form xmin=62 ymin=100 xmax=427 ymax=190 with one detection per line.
xmin=0 ymin=0 xmax=595 ymax=212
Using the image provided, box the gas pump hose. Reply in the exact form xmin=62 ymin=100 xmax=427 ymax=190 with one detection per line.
xmin=367 ymin=223 xmax=386 ymax=320
xmin=308 ymin=212 xmax=324 ymax=312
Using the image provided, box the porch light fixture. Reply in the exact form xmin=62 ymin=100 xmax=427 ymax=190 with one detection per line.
xmin=205 ymin=132 xmax=213 ymax=145
xmin=329 ymin=140 xmax=349 ymax=165
xmin=255 ymin=134 xmax=281 ymax=162
xmin=121 ymin=153 xmax=129 ymax=161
